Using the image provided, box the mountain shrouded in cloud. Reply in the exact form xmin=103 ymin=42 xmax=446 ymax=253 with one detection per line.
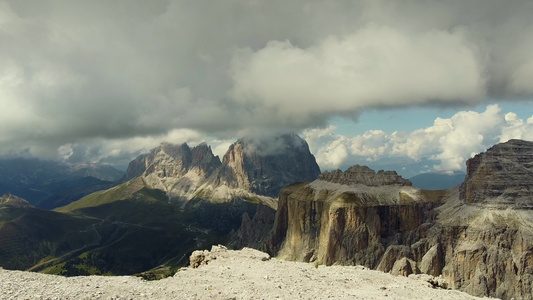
xmin=1 ymin=0 xmax=533 ymax=171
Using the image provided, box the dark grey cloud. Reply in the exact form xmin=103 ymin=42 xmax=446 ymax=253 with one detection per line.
xmin=1 ymin=0 xmax=532 ymax=164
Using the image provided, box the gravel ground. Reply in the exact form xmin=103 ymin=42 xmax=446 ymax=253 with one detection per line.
xmin=0 ymin=247 xmax=489 ymax=300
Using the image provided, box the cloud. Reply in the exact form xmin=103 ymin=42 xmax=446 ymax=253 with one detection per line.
xmin=305 ymin=105 xmax=533 ymax=172
xmin=230 ymin=26 xmax=485 ymax=121
xmin=303 ymin=126 xmax=349 ymax=169
xmin=1 ymin=0 xmax=533 ymax=164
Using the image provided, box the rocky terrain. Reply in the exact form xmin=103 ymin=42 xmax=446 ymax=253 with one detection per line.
xmin=269 ymin=139 xmax=533 ymax=300
xmin=0 ymin=246 xmax=487 ymax=300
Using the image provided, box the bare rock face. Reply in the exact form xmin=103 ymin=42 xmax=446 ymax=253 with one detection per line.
xmin=189 ymin=245 xmax=270 ymax=269
xmin=228 ymin=203 xmax=276 ymax=251
xmin=216 ymin=134 xmax=321 ymax=197
xmin=460 ymin=139 xmax=533 ymax=208
xmin=270 ymin=141 xmax=533 ymax=300
xmin=142 ymin=143 xmax=221 ymax=179
xmin=123 ymin=143 xmax=221 ymax=183
xmin=121 ymin=154 xmax=149 ymax=182
xmin=391 ymin=257 xmax=419 ymax=277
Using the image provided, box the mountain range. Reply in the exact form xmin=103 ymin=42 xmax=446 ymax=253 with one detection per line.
xmin=1 ymin=136 xmax=532 ymax=299
xmin=0 ymin=159 xmax=124 ymax=209
xmin=0 ymin=133 xmax=320 ymax=278
xmin=409 ymin=171 xmax=466 ymax=190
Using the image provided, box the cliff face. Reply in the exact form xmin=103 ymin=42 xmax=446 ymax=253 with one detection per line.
xmin=270 ymin=170 xmax=442 ymax=268
xmin=460 ymin=139 xmax=533 ymax=208
xmin=270 ymin=140 xmax=533 ymax=300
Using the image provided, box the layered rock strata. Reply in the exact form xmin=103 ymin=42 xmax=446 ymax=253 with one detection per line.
xmin=460 ymin=139 xmax=533 ymax=208
xmin=270 ymin=140 xmax=533 ymax=300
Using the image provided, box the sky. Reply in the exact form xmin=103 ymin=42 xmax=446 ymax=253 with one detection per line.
xmin=1 ymin=0 xmax=533 ymax=177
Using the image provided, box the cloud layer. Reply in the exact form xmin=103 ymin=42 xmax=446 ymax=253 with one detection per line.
xmin=305 ymin=105 xmax=533 ymax=174
xmin=1 ymin=0 xmax=533 ymax=164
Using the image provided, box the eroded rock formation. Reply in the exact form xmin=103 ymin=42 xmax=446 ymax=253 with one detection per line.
xmin=270 ymin=139 xmax=533 ymax=300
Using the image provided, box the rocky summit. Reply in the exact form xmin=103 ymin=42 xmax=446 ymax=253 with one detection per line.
xmin=215 ymin=133 xmax=321 ymax=197
xmin=122 ymin=133 xmax=320 ymax=205
xmin=268 ymin=139 xmax=533 ymax=300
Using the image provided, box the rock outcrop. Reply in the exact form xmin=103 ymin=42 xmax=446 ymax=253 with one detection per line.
xmin=270 ymin=139 xmax=533 ymax=300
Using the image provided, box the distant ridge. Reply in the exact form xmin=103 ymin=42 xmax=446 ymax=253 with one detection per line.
xmin=409 ymin=171 xmax=465 ymax=190
xmin=0 ymin=158 xmax=124 ymax=208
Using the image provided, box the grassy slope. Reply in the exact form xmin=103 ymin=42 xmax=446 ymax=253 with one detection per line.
xmin=0 ymin=207 xmax=97 ymax=270
xmin=55 ymin=177 xmax=146 ymax=213
xmin=1 ymin=178 xmax=259 ymax=278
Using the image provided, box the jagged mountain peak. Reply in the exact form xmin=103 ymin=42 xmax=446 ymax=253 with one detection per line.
xmin=318 ymin=165 xmax=412 ymax=187
xmin=122 ymin=142 xmax=222 ymax=183
xmin=219 ymin=133 xmax=321 ymax=197
xmin=121 ymin=133 xmax=320 ymax=202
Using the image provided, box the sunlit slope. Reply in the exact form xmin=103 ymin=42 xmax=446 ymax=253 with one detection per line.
xmin=55 ymin=177 xmax=146 ymax=213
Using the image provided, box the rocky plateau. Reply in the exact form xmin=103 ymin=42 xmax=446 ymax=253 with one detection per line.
xmin=267 ymin=139 xmax=533 ymax=300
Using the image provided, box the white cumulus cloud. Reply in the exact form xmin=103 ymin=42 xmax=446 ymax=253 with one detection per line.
xmin=305 ymin=105 xmax=533 ymax=172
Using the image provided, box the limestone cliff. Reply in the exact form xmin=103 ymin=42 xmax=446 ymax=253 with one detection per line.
xmin=460 ymin=139 xmax=533 ymax=208
xmin=270 ymin=140 xmax=533 ymax=300
xmin=270 ymin=169 xmax=442 ymax=267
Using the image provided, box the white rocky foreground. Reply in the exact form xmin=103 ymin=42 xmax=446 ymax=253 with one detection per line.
xmin=0 ymin=246 xmax=490 ymax=300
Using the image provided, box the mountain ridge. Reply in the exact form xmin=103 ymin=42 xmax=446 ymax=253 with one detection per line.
xmin=122 ymin=133 xmax=320 ymax=207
